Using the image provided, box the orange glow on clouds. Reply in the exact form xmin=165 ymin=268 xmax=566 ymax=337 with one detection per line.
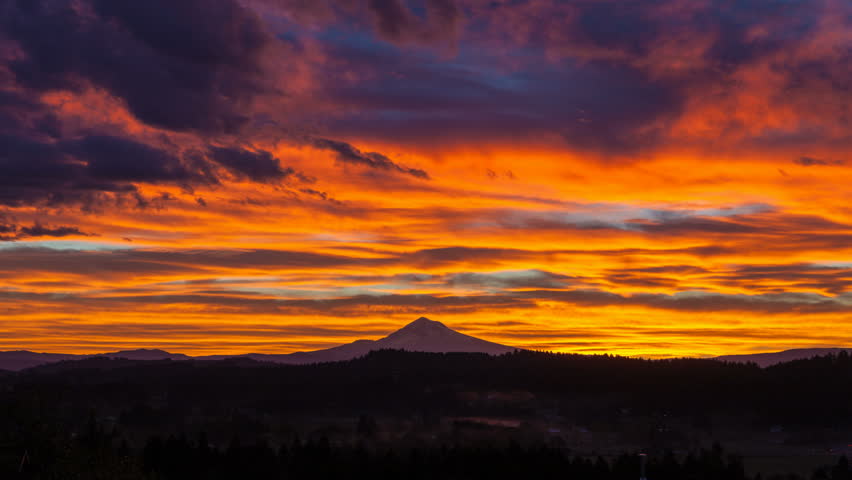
xmin=4 ymin=145 xmax=852 ymax=357
xmin=3 ymin=0 xmax=852 ymax=358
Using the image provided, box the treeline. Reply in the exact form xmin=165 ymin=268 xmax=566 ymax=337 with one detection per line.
xmin=9 ymin=420 xmax=851 ymax=480
xmin=2 ymin=350 xmax=852 ymax=478
xmin=140 ymin=438 xmax=747 ymax=480
xmin=6 ymin=349 xmax=852 ymax=427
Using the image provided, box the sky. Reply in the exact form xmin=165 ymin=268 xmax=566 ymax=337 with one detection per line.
xmin=2 ymin=0 xmax=852 ymax=357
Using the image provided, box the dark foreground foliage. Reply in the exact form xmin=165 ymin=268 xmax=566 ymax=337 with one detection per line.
xmin=4 ymin=424 xmax=852 ymax=480
xmin=1 ymin=349 xmax=851 ymax=478
xmin=5 ymin=349 xmax=852 ymax=426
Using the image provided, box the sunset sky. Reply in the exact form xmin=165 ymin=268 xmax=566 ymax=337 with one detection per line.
xmin=2 ymin=0 xmax=852 ymax=357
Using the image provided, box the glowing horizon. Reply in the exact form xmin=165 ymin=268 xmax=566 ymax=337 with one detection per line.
xmin=2 ymin=0 xmax=852 ymax=358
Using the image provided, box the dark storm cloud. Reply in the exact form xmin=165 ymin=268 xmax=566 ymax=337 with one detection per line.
xmin=311 ymin=137 xmax=430 ymax=179
xmin=0 ymin=221 xmax=90 ymax=241
xmin=0 ymin=133 xmax=199 ymax=207
xmin=0 ymin=130 xmax=299 ymax=207
xmin=2 ymin=0 xmax=848 ymax=176
xmin=0 ymin=0 xmax=328 ymax=210
xmin=425 ymin=0 xmax=460 ymax=32
xmin=553 ymin=64 xmax=683 ymax=154
xmin=1 ymin=0 xmax=273 ymax=134
xmin=0 ymin=134 xmax=134 ymax=207
xmin=368 ymin=0 xmax=413 ymax=40
xmin=299 ymin=188 xmax=343 ymax=205
xmin=208 ymin=146 xmax=295 ymax=182
xmin=17 ymin=224 xmax=89 ymax=238
xmin=494 ymin=0 xmax=813 ymax=65
xmin=319 ymin=37 xmax=683 ymax=153
xmin=61 ymin=135 xmax=193 ymax=183
xmin=0 ymin=88 xmax=60 ymax=139
xmin=2 ymin=0 xmax=846 ymax=211
xmin=302 ymin=0 xmax=852 ymax=156
xmin=367 ymin=0 xmax=461 ymax=44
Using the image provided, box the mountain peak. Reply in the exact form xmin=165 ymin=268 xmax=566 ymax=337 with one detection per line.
xmin=400 ymin=317 xmax=448 ymax=331
xmin=0 ymin=318 xmax=518 ymax=370
xmin=99 ymin=349 xmax=189 ymax=360
xmin=375 ymin=317 xmax=514 ymax=356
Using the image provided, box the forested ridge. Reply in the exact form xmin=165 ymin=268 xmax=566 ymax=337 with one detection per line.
xmin=2 ymin=350 xmax=851 ymax=478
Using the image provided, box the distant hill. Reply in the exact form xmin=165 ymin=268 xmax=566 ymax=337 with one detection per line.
xmin=8 ymin=320 xmax=850 ymax=371
xmin=199 ymin=317 xmax=517 ymax=364
xmin=715 ymin=348 xmax=852 ymax=367
xmin=0 ymin=348 xmax=190 ymax=371
xmin=98 ymin=349 xmax=192 ymax=361
xmin=0 ymin=351 xmax=80 ymax=371
xmin=0 ymin=318 xmax=517 ymax=371
xmin=282 ymin=316 xmax=514 ymax=363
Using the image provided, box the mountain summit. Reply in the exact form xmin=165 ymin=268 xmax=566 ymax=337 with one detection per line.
xmin=382 ymin=317 xmax=452 ymax=344
xmin=401 ymin=316 xmax=446 ymax=330
xmin=0 ymin=318 xmax=518 ymax=370
xmin=268 ymin=317 xmax=517 ymax=364
xmin=378 ymin=317 xmax=514 ymax=355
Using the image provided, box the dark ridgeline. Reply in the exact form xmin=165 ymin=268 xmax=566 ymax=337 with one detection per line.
xmin=2 ymin=317 xmax=846 ymax=371
xmin=716 ymin=348 xmax=852 ymax=368
xmin=1 ymin=349 xmax=852 ymax=479
xmin=0 ymin=317 xmax=517 ymax=371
